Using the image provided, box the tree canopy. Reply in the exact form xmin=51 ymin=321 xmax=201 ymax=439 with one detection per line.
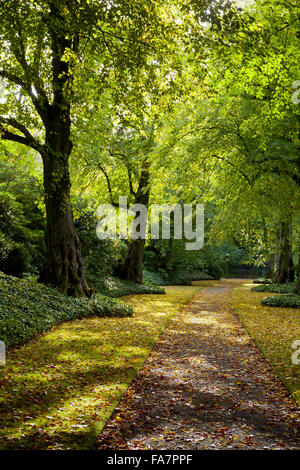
xmin=0 ymin=0 xmax=299 ymax=294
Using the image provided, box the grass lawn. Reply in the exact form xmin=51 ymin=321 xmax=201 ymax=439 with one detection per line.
xmin=231 ymin=282 xmax=300 ymax=405
xmin=0 ymin=285 xmax=201 ymax=450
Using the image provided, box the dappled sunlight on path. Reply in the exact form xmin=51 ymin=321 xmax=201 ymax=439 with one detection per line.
xmin=96 ymin=279 xmax=300 ymax=450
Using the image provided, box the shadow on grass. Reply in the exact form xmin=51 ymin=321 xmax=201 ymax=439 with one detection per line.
xmin=96 ymin=284 xmax=300 ymax=450
xmin=0 ymin=287 xmax=200 ymax=450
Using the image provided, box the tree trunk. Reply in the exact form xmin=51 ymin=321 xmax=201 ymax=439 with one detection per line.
xmin=166 ymin=237 xmax=174 ymax=272
xmin=265 ymin=254 xmax=275 ymax=280
xmin=274 ymin=220 xmax=294 ymax=284
xmin=119 ymin=239 xmax=146 ymax=284
xmin=0 ymin=4 xmax=91 ymax=296
xmin=118 ymin=164 xmax=150 ymax=284
xmin=38 ymin=125 xmax=91 ymax=297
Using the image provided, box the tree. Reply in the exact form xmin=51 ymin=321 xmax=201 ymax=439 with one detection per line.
xmin=0 ymin=0 xmax=180 ymax=294
xmin=73 ymin=111 xmax=172 ymax=284
xmin=71 ymin=32 xmax=195 ymax=283
xmin=170 ymin=0 xmax=300 ymax=286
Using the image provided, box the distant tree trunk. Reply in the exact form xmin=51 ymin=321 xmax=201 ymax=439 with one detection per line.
xmin=166 ymin=237 xmax=174 ymax=272
xmin=274 ymin=220 xmax=294 ymax=284
xmin=119 ymin=239 xmax=147 ymax=284
xmin=118 ymin=164 xmax=150 ymax=284
xmin=272 ymin=254 xmax=279 ymax=282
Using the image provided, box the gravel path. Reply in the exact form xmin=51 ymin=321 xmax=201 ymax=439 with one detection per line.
xmin=95 ymin=280 xmax=300 ymax=450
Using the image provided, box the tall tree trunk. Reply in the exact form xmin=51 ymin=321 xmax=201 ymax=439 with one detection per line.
xmin=274 ymin=220 xmax=294 ymax=284
xmin=38 ymin=22 xmax=91 ymax=297
xmin=38 ymin=122 xmax=91 ymax=297
xmin=265 ymin=254 xmax=276 ymax=280
xmin=0 ymin=2 xmax=91 ymax=296
xmin=118 ymin=164 xmax=150 ymax=284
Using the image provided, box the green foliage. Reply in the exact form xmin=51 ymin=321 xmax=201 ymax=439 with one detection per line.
xmin=0 ymin=0 xmax=299 ymax=296
xmin=165 ymin=269 xmax=213 ymax=286
xmin=261 ymin=294 xmax=300 ymax=309
xmin=0 ymin=190 xmax=25 ymax=237
xmin=144 ymin=264 xmax=214 ymax=286
xmin=204 ymin=262 xmax=223 ymax=281
xmin=3 ymin=244 xmax=29 ymax=277
xmin=253 ymin=278 xmax=272 ymax=284
xmin=0 ymin=160 xmax=45 ymax=275
xmin=251 ymin=283 xmax=296 ymax=294
xmin=73 ymin=199 xmax=126 ymax=281
xmin=0 ymin=190 xmax=31 ymax=276
xmin=143 ymin=268 xmax=167 ymax=286
xmin=0 ymin=231 xmax=11 ymax=268
xmin=0 ymin=272 xmax=132 ymax=348
xmin=144 ymin=237 xmax=249 ymax=282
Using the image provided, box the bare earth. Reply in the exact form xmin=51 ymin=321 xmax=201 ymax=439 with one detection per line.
xmin=95 ymin=279 xmax=300 ymax=450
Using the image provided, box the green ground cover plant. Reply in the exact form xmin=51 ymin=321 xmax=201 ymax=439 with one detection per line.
xmin=0 ymin=272 xmax=132 ymax=347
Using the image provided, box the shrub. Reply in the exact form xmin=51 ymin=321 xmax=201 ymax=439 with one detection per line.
xmin=165 ymin=269 xmax=213 ymax=285
xmin=0 ymin=232 xmax=30 ymax=278
xmin=253 ymin=278 xmax=272 ymax=284
xmin=92 ymin=274 xmax=165 ymax=297
xmin=205 ymin=262 xmax=223 ymax=280
xmin=143 ymin=268 xmax=214 ymax=287
xmin=0 ymin=231 xmax=11 ymax=268
xmin=143 ymin=268 xmax=167 ymax=286
xmin=0 ymin=182 xmax=45 ymax=275
xmin=261 ymin=294 xmax=300 ymax=308
xmin=251 ymin=283 xmax=296 ymax=294
xmin=3 ymin=244 xmax=29 ymax=277
xmin=0 ymin=161 xmax=44 ymax=233
xmin=0 ymin=271 xmax=133 ymax=347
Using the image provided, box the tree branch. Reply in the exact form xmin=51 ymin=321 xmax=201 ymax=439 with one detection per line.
xmin=96 ymin=24 xmax=155 ymax=50
xmin=97 ymin=162 xmax=118 ymax=207
xmin=0 ymin=116 xmax=44 ymax=154
xmin=108 ymin=150 xmax=137 ymax=196
xmin=0 ymin=69 xmax=28 ymax=89
xmin=0 ymin=69 xmax=50 ymax=123
xmin=127 ymin=166 xmax=136 ymax=196
xmin=211 ymin=154 xmax=252 ymax=185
